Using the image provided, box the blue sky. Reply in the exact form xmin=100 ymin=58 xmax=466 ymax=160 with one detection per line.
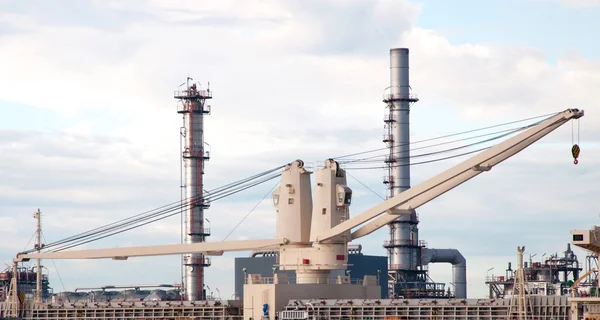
xmin=415 ymin=0 xmax=600 ymax=63
xmin=0 ymin=0 xmax=599 ymax=301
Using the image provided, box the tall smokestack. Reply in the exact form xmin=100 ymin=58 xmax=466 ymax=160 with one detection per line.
xmin=390 ymin=48 xmax=412 ymax=196
xmin=175 ymin=78 xmax=212 ymax=301
xmin=382 ymin=48 xmax=420 ymax=297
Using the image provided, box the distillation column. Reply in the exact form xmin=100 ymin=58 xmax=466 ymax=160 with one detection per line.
xmin=175 ymin=78 xmax=212 ymax=301
xmin=382 ymin=48 xmax=421 ymax=297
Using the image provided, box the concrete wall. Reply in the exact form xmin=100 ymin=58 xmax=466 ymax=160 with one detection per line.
xmin=234 ymin=254 xmax=388 ymax=300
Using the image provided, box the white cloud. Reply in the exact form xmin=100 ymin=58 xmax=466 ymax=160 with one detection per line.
xmin=0 ymin=0 xmax=598 ymax=302
xmin=560 ymin=0 xmax=600 ymax=7
xmin=403 ymin=29 xmax=599 ymax=128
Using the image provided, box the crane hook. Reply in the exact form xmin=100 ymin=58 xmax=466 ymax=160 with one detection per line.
xmin=572 ymin=144 xmax=580 ymax=165
xmin=571 ymin=118 xmax=581 ymax=165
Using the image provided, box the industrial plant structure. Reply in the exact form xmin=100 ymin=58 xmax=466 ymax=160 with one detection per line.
xmin=0 ymin=48 xmax=597 ymax=320
xmin=382 ymin=48 xmax=466 ymax=300
xmin=175 ymin=78 xmax=213 ymax=301
xmin=486 ymin=243 xmax=584 ymax=299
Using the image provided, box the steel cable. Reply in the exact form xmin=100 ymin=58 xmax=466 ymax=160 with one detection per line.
xmin=25 ymin=166 xmax=285 ymax=253
xmin=332 ymin=112 xmax=557 ymax=160
xmin=46 ymin=172 xmax=283 ymax=252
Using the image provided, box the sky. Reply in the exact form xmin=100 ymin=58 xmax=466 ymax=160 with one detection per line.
xmin=0 ymin=0 xmax=599 ymax=301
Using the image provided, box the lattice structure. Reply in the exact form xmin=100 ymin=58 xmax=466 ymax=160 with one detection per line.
xmin=508 ymin=246 xmax=535 ymax=319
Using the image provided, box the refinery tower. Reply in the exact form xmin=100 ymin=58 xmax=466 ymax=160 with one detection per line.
xmin=174 ymin=78 xmax=213 ymax=301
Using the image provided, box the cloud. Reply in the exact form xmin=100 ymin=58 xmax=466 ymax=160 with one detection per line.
xmin=254 ymin=0 xmax=421 ymax=55
xmin=0 ymin=0 xmax=153 ymax=32
xmin=560 ymin=0 xmax=600 ymax=7
xmin=0 ymin=0 xmax=598 ymax=302
xmin=403 ymin=29 xmax=599 ymax=128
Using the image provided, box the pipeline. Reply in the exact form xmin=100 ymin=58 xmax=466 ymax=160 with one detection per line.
xmin=421 ymin=248 xmax=467 ymax=299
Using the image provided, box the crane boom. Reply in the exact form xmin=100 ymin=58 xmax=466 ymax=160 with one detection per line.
xmin=313 ymin=108 xmax=583 ymax=242
xmin=350 ymin=114 xmax=576 ymax=240
xmin=15 ymin=238 xmax=285 ymax=262
xmin=571 ymin=268 xmax=596 ymax=297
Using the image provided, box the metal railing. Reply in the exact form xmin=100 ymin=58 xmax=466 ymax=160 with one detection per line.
xmin=383 ymin=93 xmax=419 ymax=102
xmin=280 ymin=310 xmax=309 ymax=319
xmin=384 ymin=239 xmax=419 ymax=246
xmin=174 ymin=89 xmax=212 ymax=99
xmin=250 ymin=276 xmax=365 ymax=285
xmin=383 ymin=114 xmax=396 ymax=122
xmin=388 ymin=264 xmax=411 ymax=270
xmin=486 ymin=275 xmax=509 ymax=283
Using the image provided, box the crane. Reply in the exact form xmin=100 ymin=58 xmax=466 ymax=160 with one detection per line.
xmin=5 ymin=108 xmax=584 ymax=318
xmin=570 ymin=229 xmax=600 ymax=320
xmin=571 ymin=268 xmax=596 ymax=297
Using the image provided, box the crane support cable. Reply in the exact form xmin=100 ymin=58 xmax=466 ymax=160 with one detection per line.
xmin=340 ymin=122 xmax=534 ymax=166
xmin=46 ymin=197 xmax=200 ymax=252
xmin=32 ymin=121 xmax=535 ymax=252
xmin=35 ymin=123 xmax=510 ymax=253
xmin=338 ymin=122 xmax=536 ymax=164
xmin=25 ymin=166 xmax=285 ymax=253
xmin=49 ymin=173 xmax=283 ymax=252
xmin=48 ymin=199 xmax=200 ymax=252
xmin=36 ymin=171 xmax=281 ymax=251
xmin=43 ymin=173 xmax=283 ymax=253
xmin=222 ymin=180 xmax=281 ymax=241
xmin=343 ymin=146 xmax=491 ymax=170
xmin=346 ymin=171 xmax=386 ymax=200
xmin=332 ymin=112 xmax=558 ymax=160
xmin=26 ymin=112 xmax=558 ymax=253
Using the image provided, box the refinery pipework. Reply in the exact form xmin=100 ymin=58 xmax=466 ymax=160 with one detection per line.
xmin=174 ymin=78 xmax=212 ymax=301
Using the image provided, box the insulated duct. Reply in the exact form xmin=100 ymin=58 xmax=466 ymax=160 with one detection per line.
xmin=421 ymin=248 xmax=467 ymax=299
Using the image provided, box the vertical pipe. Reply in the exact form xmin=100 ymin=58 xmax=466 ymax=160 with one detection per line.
xmin=177 ymin=80 xmax=211 ymax=301
xmin=421 ymin=248 xmax=467 ymax=299
xmin=387 ymin=48 xmax=420 ymax=278
xmin=34 ymin=209 xmax=42 ymax=303
xmin=185 ymin=96 xmax=204 ymax=301
xmin=390 ymin=48 xmax=411 ymax=196
xmin=180 ymin=125 xmax=184 ymax=296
